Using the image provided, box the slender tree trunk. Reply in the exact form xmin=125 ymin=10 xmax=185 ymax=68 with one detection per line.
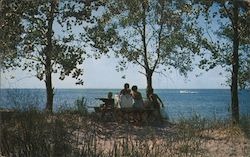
xmin=231 ymin=0 xmax=239 ymax=123
xmin=45 ymin=67 xmax=53 ymax=112
xmin=45 ymin=0 xmax=55 ymax=112
xmin=141 ymin=1 xmax=153 ymax=98
xmin=146 ymin=69 xmax=153 ymax=98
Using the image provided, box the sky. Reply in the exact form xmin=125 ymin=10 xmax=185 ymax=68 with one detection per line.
xmin=0 ymin=2 xmax=231 ymax=89
xmin=1 ymin=55 xmax=229 ymax=89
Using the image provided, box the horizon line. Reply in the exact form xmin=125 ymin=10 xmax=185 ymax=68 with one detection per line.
xmin=0 ymin=87 xmax=232 ymax=90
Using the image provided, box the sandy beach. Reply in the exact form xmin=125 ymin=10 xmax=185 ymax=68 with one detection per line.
xmin=69 ymin=115 xmax=250 ymax=157
xmin=1 ymin=110 xmax=250 ymax=156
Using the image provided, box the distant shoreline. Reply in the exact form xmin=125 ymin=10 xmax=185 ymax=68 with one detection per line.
xmin=0 ymin=88 xmax=232 ymax=90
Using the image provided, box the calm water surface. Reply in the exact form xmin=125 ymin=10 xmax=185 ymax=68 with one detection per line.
xmin=1 ymin=89 xmax=249 ymax=121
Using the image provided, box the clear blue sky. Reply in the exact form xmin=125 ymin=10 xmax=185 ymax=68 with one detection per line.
xmin=1 ymin=55 xmax=228 ymax=89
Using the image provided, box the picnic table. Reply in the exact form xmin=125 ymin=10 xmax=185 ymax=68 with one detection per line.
xmin=115 ymin=107 xmax=157 ymax=123
xmin=95 ymin=98 xmax=159 ymax=123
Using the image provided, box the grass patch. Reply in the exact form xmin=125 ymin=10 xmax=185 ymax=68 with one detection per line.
xmin=1 ymin=104 xmax=249 ymax=157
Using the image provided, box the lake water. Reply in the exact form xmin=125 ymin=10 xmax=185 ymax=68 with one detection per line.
xmin=1 ymin=89 xmax=249 ymax=121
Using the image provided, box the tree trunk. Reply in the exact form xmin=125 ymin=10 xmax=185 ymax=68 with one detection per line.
xmin=146 ymin=69 xmax=153 ymax=98
xmin=141 ymin=2 xmax=153 ymax=98
xmin=231 ymin=0 xmax=239 ymax=123
xmin=45 ymin=0 xmax=55 ymax=112
xmin=45 ymin=69 xmax=53 ymax=112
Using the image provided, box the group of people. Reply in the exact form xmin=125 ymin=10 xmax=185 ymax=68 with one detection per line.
xmin=119 ymin=83 xmax=143 ymax=108
xmin=118 ymin=83 xmax=164 ymax=111
xmin=101 ymin=83 xmax=165 ymax=121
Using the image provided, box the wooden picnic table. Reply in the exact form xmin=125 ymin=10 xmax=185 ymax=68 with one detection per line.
xmin=115 ymin=108 xmax=157 ymax=123
xmin=95 ymin=98 xmax=158 ymax=123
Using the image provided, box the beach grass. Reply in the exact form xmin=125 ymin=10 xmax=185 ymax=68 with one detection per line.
xmin=1 ymin=100 xmax=249 ymax=157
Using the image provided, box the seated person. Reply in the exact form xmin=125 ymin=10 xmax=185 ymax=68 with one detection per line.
xmin=99 ymin=92 xmax=115 ymax=117
xmin=101 ymin=92 xmax=114 ymax=109
xmin=131 ymin=85 xmax=144 ymax=108
xmin=148 ymin=89 xmax=164 ymax=121
xmin=106 ymin=92 xmax=114 ymax=108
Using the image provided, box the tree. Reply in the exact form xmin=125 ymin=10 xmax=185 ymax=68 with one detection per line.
xmin=87 ymin=0 xmax=200 ymax=97
xmin=11 ymin=0 xmax=93 ymax=112
xmin=22 ymin=0 xmax=101 ymax=112
xmin=193 ymin=0 xmax=250 ymax=123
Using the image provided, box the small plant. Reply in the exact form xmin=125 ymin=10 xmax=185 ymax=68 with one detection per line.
xmin=74 ymin=97 xmax=88 ymax=115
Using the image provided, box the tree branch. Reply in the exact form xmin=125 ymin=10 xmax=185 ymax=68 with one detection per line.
xmin=152 ymin=1 xmax=165 ymax=72
xmin=223 ymin=3 xmax=234 ymax=26
xmin=138 ymin=70 xmax=146 ymax=76
xmin=123 ymin=51 xmax=146 ymax=69
xmin=142 ymin=2 xmax=149 ymax=70
xmin=154 ymin=70 xmax=168 ymax=78
xmin=127 ymin=42 xmax=142 ymax=53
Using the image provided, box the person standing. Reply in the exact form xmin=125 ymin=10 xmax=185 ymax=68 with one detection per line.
xmin=119 ymin=83 xmax=133 ymax=108
xmin=120 ymin=83 xmax=131 ymax=95
xmin=131 ymin=85 xmax=143 ymax=108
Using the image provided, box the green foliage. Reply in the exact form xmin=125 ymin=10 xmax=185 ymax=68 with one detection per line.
xmin=1 ymin=0 xmax=103 ymax=111
xmin=0 ymin=0 xmax=24 ymax=69
xmin=87 ymin=0 xmax=201 ymax=78
xmin=17 ymin=0 xmax=87 ymax=85
xmin=193 ymin=0 xmax=250 ymax=89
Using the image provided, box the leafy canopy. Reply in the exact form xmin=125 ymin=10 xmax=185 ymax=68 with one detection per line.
xmin=194 ymin=0 xmax=250 ymax=89
xmin=3 ymin=0 xmax=101 ymax=85
xmin=87 ymin=0 xmax=201 ymax=76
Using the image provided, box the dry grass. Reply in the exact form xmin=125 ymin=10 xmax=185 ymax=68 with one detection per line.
xmin=1 ymin=108 xmax=249 ymax=157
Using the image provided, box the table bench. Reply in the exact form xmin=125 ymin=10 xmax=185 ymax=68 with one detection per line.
xmin=94 ymin=97 xmax=161 ymax=124
xmin=94 ymin=106 xmax=158 ymax=124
